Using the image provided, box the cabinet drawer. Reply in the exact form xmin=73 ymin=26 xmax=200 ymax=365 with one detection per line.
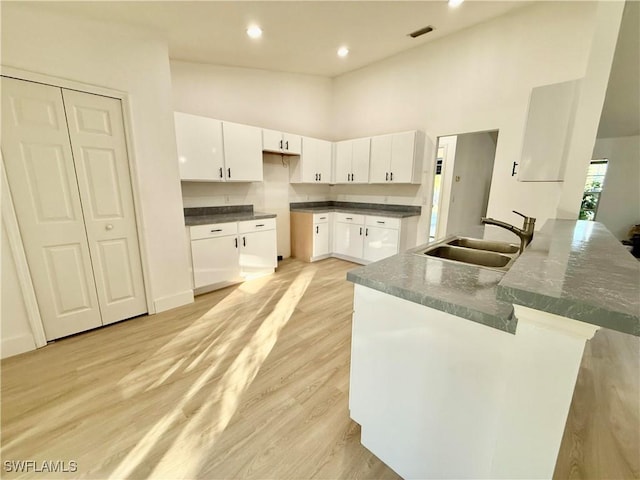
xmin=190 ymin=222 xmax=238 ymax=240
xmin=334 ymin=212 xmax=365 ymax=224
xmin=365 ymin=215 xmax=401 ymax=229
xmin=313 ymin=213 xmax=330 ymax=224
xmin=239 ymin=217 xmax=276 ymax=234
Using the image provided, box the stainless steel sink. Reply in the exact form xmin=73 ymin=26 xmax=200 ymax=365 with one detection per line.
xmin=447 ymin=237 xmax=519 ymax=254
xmin=414 ymin=235 xmax=519 ymax=271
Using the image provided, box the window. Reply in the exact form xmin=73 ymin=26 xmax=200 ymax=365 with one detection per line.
xmin=579 ymin=159 xmax=608 ymax=221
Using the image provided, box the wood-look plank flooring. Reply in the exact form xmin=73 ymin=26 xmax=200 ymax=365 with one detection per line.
xmin=1 ymin=258 xmax=638 ymax=479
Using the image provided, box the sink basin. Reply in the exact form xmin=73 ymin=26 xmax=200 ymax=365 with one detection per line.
xmin=414 ymin=235 xmax=520 ymax=271
xmin=447 ymin=237 xmax=519 ymax=254
xmin=424 ymin=245 xmax=512 ymax=268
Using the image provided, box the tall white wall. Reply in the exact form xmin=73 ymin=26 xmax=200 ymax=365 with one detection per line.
xmin=1 ymin=4 xmax=193 ymax=317
xmin=171 ymin=60 xmax=335 ymax=257
xmin=592 ymin=135 xmax=640 ymax=240
xmin=330 ymin=2 xmax=607 ymax=235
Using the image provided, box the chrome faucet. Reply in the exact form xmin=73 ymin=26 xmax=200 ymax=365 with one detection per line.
xmin=481 ymin=210 xmax=536 ymax=253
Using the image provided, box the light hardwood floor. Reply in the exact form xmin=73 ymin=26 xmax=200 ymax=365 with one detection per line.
xmin=1 ymin=258 xmax=638 ymax=479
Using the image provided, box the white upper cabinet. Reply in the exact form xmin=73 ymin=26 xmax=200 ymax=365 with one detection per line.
xmin=175 ymin=112 xmax=225 ymax=181
xmin=517 ymin=79 xmax=580 ymax=182
xmin=262 ymin=128 xmax=302 ymax=155
xmin=335 ymin=137 xmax=371 ymax=184
xmin=290 ymin=136 xmax=332 ymax=183
xmin=222 ymin=121 xmax=263 ymax=182
xmin=174 ymin=114 xmax=263 ymax=182
xmin=370 ymin=131 xmax=424 ymax=184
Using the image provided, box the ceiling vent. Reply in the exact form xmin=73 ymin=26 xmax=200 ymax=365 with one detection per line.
xmin=408 ymin=25 xmax=435 ymax=38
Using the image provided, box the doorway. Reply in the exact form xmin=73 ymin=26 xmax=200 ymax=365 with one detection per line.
xmin=429 ymin=130 xmax=499 ymax=239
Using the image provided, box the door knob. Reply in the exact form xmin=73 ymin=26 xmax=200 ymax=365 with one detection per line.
xmin=105 ymin=224 xmax=114 ymax=231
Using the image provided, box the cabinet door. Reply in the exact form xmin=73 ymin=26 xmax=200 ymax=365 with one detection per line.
xmin=299 ymin=136 xmax=319 ymax=183
xmin=262 ymin=128 xmax=283 ymax=153
xmin=191 ymin=236 xmax=240 ymax=288
xmin=313 ymin=222 xmax=330 ymax=257
xmin=240 ymin=229 xmax=277 ymax=277
xmin=390 ymin=131 xmax=416 ymax=183
xmin=316 ymin=139 xmax=332 ymax=183
xmin=174 ymin=112 xmax=224 ymax=181
xmin=223 ymin=122 xmax=263 ymax=182
xmin=351 ymin=137 xmax=371 ymax=184
xmin=370 ymin=134 xmax=392 ymax=183
xmin=364 ymin=226 xmax=400 ymax=262
xmin=518 ymin=80 xmax=579 ymax=181
xmin=334 ymin=140 xmax=353 ymax=183
xmin=334 ymin=222 xmax=364 ymax=258
xmin=283 ymin=133 xmax=302 ymax=155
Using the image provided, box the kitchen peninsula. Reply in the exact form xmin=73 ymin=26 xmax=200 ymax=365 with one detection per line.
xmin=347 ymin=220 xmax=640 ymax=479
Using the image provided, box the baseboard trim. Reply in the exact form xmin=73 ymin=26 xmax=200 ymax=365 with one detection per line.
xmin=1 ymin=334 xmax=37 ymax=359
xmin=153 ymin=289 xmax=194 ymax=313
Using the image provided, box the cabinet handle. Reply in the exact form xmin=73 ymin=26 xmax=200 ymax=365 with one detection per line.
xmin=316 ymin=226 xmax=319 ymax=234
xmin=315 ymin=173 xmax=318 ymax=181
xmin=347 ymin=173 xmax=350 ymax=181
xmin=346 ymin=217 xmax=353 ymax=220
xmin=235 ymin=237 xmax=238 ymax=248
xmin=376 ymin=221 xmax=385 ymax=225
xmin=243 ymin=236 xmax=246 ymax=247
xmin=285 ymin=141 xmax=289 ymax=150
xmin=386 ymin=172 xmax=389 ymax=181
xmin=365 ymin=228 xmax=368 ymax=236
xmin=351 ymin=173 xmax=355 ymax=181
xmin=319 ymin=217 xmax=326 ymax=220
xmin=210 ymin=229 xmax=223 ymax=233
xmin=512 ymin=161 xmax=519 ymax=176
xmin=359 ymin=227 xmax=363 ymax=236
xmin=219 ymin=167 xmax=223 ymax=178
xmin=390 ymin=172 xmax=393 ymax=181
xmin=256 ymin=224 xmax=265 ymax=227
xmin=318 ymin=173 xmax=321 ymax=181
xmin=228 ymin=167 xmax=231 ymax=178
xmin=279 ymin=139 xmax=283 ymax=149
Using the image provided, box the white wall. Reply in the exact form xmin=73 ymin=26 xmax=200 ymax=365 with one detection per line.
xmin=446 ymin=132 xmax=497 ymax=235
xmin=592 ymin=135 xmax=640 ymax=240
xmin=1 ymin=4 xmax=193 ymax=317
xmin=171 ymin=60 xmax=336 ymax=257
xmin=330 ymin=2 xmax=616 ymax=237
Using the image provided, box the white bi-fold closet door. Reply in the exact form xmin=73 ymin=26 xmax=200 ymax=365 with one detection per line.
xmin=1 ymin=76 xmax=147 ymax=340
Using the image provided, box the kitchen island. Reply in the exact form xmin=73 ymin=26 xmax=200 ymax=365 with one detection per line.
xmin=346 ymin=220 xmax=640 ymax=479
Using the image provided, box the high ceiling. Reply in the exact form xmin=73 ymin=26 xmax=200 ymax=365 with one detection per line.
xmin=36 ymin=1 xmax=529 ymax=78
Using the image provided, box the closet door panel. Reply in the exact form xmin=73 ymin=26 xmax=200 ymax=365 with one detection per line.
xmin=1 ymin=76 xmax=102 ymax=340
xmin=62 ymin=89 xmax=147 ymax=325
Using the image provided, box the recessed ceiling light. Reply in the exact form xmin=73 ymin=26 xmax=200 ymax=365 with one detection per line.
xmin=247 ymin=25 xmax=263 ymax=39
xmin=448 ymin=0 xmax=464 ymax=7
xmin=337 ymin=46 xmax=349 ymax=58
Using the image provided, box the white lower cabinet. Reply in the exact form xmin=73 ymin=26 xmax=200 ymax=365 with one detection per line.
xmin=239 ymin=228 xmax=278 ymax=279
xmin=364 ymin=226 xmax=400 ymax=262
xmin=332 ymin=213 xmax=417 ymax=264
xmin=189 ymin=218 xmax=277 ymax=291
xmin=333 ymin=213 xmax=365 ymax=259
xmin=191 ymin=235 xmax=241 ymax=288
xmin=313 ymin=222 xmax=330 ymax=258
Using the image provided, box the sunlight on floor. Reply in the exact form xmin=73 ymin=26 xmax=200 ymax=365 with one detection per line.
xmin=110 ymin=267 xmax=316 ymax=479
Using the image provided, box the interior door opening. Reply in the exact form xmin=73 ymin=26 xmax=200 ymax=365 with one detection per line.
xmin=429 ymin=130 xmax=499 ymax=240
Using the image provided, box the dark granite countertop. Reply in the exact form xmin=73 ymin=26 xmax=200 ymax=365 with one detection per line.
xmin=347 ymin=220 xmax=640 ymax=337
xmin=184 ymin=205 xmax=276 ymax=226
xmin=290 ymin=201 xmax=421 ymax=218
xmin=498 ymin=220 xmax=640 ymax=336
